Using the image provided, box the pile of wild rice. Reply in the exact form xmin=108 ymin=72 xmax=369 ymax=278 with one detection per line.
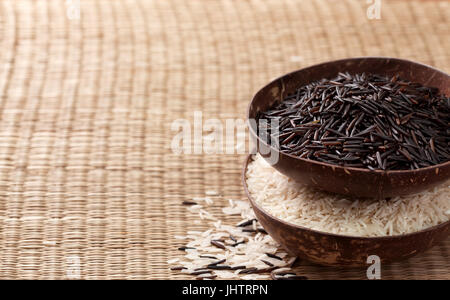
xmin=169 ymin=195 xmax=304 ymax=280
xmin=247 ymin=155 xmax=450 ymax=237
xmin=258 ymin=73 xmax=450 ymax=170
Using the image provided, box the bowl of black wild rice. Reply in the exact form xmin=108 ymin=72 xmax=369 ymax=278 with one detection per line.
xmin=248 ymin=57 xmax=450 ymax=198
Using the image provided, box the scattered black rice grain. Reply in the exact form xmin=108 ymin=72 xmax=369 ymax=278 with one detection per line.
xmin=230 ymin=265 xmax=247 ymax=270
xmin=178 ymin=246 xmax=196 ymax=251
xmin=231 ymin=240 xmax=246 ymax=247
xmin=258 ymin=73 xmax=450 ymax=170
xmin=242 ymin=228 xmax=268 ymax=234
xmin=257 ymin=228 xmax=268 ymax=234
xmin=208 ymin=259 xmax=226 ymax=266
xmin=170 ymin=266 xmax=187 ymax=271
xmin=265 ymin=253 xmax=283 ymax=261
xmin=270 ymin=269 xmax=308 ymax=280
xmin=210 ymin=240 xmax=226 ymax=250
xmin=199 ymin=255 xmax=218 ymax=259
xmin=239 ymin=267 xmax=277 ymax=275
xmin=207 ymin=265 xmax=232 ymax=270
xmin=191 ymin=270 xmax=213 ymax=276
xmin=237 ymin=219 xmax=257 ymax=227
xmin=238 ymin=267 xmax=258 ymax=274
xmin=182 ymin=201 xmax=198 ymax=206
xmin=261 ymin=260 xmax=274 ymax=267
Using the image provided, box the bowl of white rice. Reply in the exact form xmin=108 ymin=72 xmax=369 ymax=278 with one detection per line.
xmin=243 ymin=154 xmax=450 ymax=266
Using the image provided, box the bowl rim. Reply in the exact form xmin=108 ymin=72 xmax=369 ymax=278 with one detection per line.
xmin=247 ymin=56 xmax=450 ymax=175
xmin=242 ymin=153 xmax=450 ymax=241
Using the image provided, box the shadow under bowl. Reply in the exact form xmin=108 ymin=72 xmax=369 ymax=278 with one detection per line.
xmin=242 ymin=154 xmax=450 ymax=267
xmin=248 ymin=57 xmax=450 ymax=199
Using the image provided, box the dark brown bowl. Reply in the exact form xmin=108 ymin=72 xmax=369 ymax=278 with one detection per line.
xmin=243 ymin=154 xmax=450 ymax=267
xmin=248 ymin=57 xmax=450 ymax=198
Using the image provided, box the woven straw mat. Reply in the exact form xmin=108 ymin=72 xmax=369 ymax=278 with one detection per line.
xmin=0 ymin=0 xmax=448 ymax=279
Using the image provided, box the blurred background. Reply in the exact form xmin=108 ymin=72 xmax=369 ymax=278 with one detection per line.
xmin=0 ymin=0 xmax=448 ymax=279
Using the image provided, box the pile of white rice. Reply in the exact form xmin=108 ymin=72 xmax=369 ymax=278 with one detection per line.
xmin=247 ymin=154 xmax=450 ymax=237
xmin=170 ymin=196 xmax=297 ymax=280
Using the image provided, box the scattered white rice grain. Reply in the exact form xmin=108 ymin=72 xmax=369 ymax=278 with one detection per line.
xmin=290 ymin=55 xmax=304 ymax=62
xmin=187 ymin=205 xmax=203 ymax=213
xmin=187 ymin=231 xmax=203 ymax=235
xmin=42 ymin=240 xmax=57 ymax=246
xmin=214 ymin=271 xmax=238 ymax=279
xmin=167 ymin=258 xmax=179 ymax=264
xmin=206 ymin=190 xmax=219 ymax=196
xmin=272 ymin=267 xmax=292 ymax=274
xmin=193 ymin=197 xmax=214 ymax=206
xmin=180 ymin=268 xmax=191 ymax=274
xmin=199 ymin=209 xmax=215 ymax=220
xmin=222 ymin=206 xmax=242 ymax=215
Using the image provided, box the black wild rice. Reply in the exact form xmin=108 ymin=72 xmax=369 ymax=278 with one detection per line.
xmin=210 ymin=240 xmax=226 ymax=250
xmin=270 ymin=269 xmax=308 ymax=280
xmin=242 ymin=228 xmax=268 ymax=234
xmin=265 ymin=253 xmax=283 ymax=260
xmin=170 ymin=266 xmax=187 ymax=271
xmin=207 ymin=265 xmax=232 ymax=270
xmin=199 ymin=255 xmax=218 ymax=259
xmin=208 ymin=259 xmax=226 ymax=266
xmin=190 ymin=270 xmax=213 ymax=276
xmin=230 ymin=265 xmax=247 ymax=270
xmin=261 ymin=260 xmax=275 ymax=267
xmin=238 ymin=267 xmax=258 ymax=274
xmin=230 ymin=240 xmax=246 ymax=247
xmin=258 ymin=73 xmax=450 ymax=170
xmin=178 ymin=246 xmax=196 ymax=251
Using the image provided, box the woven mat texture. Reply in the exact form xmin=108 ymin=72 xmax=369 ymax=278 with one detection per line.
xmin=0 ymin=0 xmax=449 ymax=280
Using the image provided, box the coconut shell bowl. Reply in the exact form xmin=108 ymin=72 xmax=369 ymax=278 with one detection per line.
xmin=247 ymin=57 xmax=450 ymax=199
xmin=242 ymin=154 xmax=450 ymax=267
xmin=244 ymin=57 xmax=450 ymax=266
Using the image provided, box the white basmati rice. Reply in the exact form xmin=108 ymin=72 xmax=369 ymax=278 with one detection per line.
xmin=170 ymin=194 xmax=296 ymax=279
xmin=206 ymin=190 xmax=220 ymax=196
xmin=247 ymin=154 xmax=450 ymax=237
xmin=167 ymin=258 xmax=179 ymax=264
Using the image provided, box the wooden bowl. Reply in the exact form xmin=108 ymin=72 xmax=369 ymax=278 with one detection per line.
xmin=243 ymin=154 xmax=450 ymax=267
xmin=248 ymin=57 xmax=450 ymax=198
